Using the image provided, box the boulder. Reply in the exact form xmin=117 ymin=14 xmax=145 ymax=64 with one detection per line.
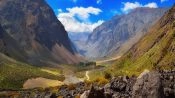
xmin=132 ymin=71 xmax=162 ymax=98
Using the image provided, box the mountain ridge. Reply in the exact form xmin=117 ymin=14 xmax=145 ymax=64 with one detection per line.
xmin=110 ymin=5 xmax=175 ymax=76
xmin=79 ymin=7 xmax=168 ymax=59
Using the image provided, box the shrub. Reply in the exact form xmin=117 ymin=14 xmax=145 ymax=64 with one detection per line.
xmin=104 ymin=72 xmax=112 ymax=79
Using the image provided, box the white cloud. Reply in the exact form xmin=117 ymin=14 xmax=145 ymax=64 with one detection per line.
xmin=122 ymin=2 xmax=158 ymax=12
xmin=144 ymin=2 xmax=158 ymax=8
xmin=161 ymin=0 xmax=168 ymax=3
xmin=66 ymin=7 xmax=102 ymax=21
xmin=97 ymin=0 xmax=102 ymax=4
xmin=57 ymin=7 xmax=104 ymax=33
xmin=122 ymin=2 xmax=142 ymax=12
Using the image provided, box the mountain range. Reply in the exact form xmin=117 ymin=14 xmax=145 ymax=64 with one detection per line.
xmin=76 ymin=7 xmax=168 ymax=59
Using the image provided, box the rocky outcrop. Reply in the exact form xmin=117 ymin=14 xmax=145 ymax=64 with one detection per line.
xmin=79 ymin=8 xmax=167 ymax=59
xmin=81 ymin=70 xmax=174 ymax=98
xmin=80 ymin=76 xmax=137 ymax=98
xmin=0 ymin=0 xmax=82 ymax=65
xmin=84 ymin=70 xmax=174 ymax=98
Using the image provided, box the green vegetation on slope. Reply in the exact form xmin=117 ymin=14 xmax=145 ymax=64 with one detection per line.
xmin=0 ymin=54 xmax=63 ymax=90
xmin=106 ymin=5 xmax=175 ymax=77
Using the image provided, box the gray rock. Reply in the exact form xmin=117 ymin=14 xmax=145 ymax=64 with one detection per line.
xmin=132 ymin=71 xmax=162 ymax=98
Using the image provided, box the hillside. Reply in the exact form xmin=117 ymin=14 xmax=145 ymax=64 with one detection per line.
xmin=110 ymin=5 xmax=175 ymax=76
xmin=81 ymin=8 xmax=167 ymax=59
xmin=0 ymin=0 xmax=81 ymax=66
xmin=0 ymin=53 xmax=62 ymax=89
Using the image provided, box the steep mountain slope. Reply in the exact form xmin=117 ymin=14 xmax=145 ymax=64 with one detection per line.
xmin=0 ymin=0 xmax=81 ymax=66
xmin=83 ymin=8 xmax=167 ymax=59
xmin=111 ymin=5 xmax=175 ymax=76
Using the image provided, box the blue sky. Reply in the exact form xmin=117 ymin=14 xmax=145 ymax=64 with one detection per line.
xmin=45 ymin=0 xmax=174 ymax=34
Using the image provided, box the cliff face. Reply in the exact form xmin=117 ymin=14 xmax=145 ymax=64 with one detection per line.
xmin=0 ymin=0 xmax=81 ymax=65
xmin=83 ymin=8 xmax=167 ymax=59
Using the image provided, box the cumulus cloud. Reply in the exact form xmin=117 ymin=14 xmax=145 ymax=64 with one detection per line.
xmin=57 ymin=7 xmax=104 ymax=33
xmin=66 ymin=7 xmax=102 ymax=21
xmin=122 ymin=2 xmax=158 ymax=12
xmin=161 ymin=0 xmax=168 ymax=3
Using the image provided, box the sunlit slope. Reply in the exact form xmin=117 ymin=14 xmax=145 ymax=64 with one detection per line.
xmin=110 ymin=5 xmax=175 ymax=76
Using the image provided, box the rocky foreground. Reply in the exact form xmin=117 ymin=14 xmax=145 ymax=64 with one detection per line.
xmin=0 ymin=70 xmax=174 ymax=98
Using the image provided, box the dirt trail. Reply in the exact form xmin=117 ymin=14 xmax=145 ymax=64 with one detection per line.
xmin=85 ymin=71 xmax=90 ymax=81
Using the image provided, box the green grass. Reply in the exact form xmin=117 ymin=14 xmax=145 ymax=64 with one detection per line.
xmin=0 ymin=54 xmax=63 ymax=90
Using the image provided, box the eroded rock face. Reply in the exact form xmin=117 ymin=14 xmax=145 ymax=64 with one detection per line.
xmin=0 ymin=0 xmax=81 ymax=65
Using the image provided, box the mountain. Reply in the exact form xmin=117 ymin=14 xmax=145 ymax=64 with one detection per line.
xmin=0 ymin=0 xmax=82 ymax=66
xmin=82 ymin=7 xmax=168 ymax=59
xmin=111 ymin=5 xmax=175 ymax=76
xmin=69 ymin=33 xmax=90 ymax=56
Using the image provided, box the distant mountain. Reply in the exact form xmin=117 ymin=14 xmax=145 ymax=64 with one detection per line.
xmin=112 ymin=5 xmax=175 ymax=75
xmin=82 ymin=7 xmax=168 ymax=59
xmin=69 ymin=33 xmax=90 ymax=42
xmin=69 ymin=33 xmax=90 ymax=56
xmin=0 ymin=0 xmax=82 ymax=66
